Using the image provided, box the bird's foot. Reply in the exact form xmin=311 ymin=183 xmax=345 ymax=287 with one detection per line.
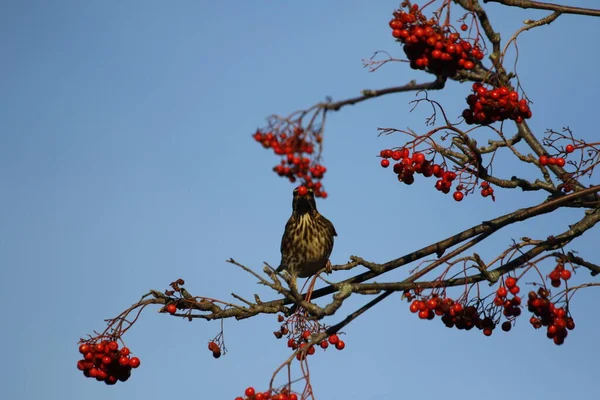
xmin=325 ymin=259 xmax=333 ymax=274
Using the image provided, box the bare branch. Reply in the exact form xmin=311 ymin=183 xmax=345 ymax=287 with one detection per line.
xmin=483 ymin=0 xmax=600 ymax=17
xmin=322 ymin=76 xmax=447 ymax=112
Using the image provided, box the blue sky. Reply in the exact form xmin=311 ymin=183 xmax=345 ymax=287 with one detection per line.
xmin=2 ymin=1 xmax=599 ymax=399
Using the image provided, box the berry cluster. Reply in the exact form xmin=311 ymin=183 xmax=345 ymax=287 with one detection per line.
xmin=548 ymin=263 xmax=572 ymax=288
xmin=492 ymin=277 xmax=522 ymax=326
xmin=409 ymin=295 xmax=501 ymax=336
xmin=235 ymin=387 xmax=298 ymax=400
xmin=287 ymin=332 xmax=345 ymax=360
xmin=76 ymin=340 xmax=140 ymax=385
xmin=208 ymin=341 xmax=222 ymax=359
xmin=379 ymin=148 xmax=495 ymax=201
xmin=539 ymin=155 xmax=566 ymax=168
xmin=539 ymin=143 xmax=578 ymax=192
xmin=527 ymin=288 xmax=575 ymax=345
xmin=389 ymin=2 xmax=484 ymax=76
xmin=379 ymin=148 xmax=445 ymax=186
xmin=479 ymin=181 xmax=495 ymax=199
xmin=462 ymin=83 xmax=532 ymax=125
xmin=253 ymin=127 xmax=328 ymax=198
xmin=274 ymin=315 xmax=345 ymax=360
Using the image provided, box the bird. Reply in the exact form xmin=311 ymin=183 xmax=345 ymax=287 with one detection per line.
xmin=277 ymin=186 xmax=337 ymax=285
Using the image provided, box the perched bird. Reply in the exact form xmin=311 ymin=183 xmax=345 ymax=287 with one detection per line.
xmin=277 ymin=186 xmax=337 ymax=284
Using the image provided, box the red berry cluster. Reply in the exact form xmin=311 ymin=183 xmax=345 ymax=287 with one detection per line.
xmin=492 ymin=277 xmax=522 ymax=328
xmin=380 ymin=148 xmax=497 ymax=201
xmin=527 ymin=288 xmax=575 ymax=345
xmin=539 ymin=144 xmax=578 ymax=192
xmin=409 ymin=295 xmax=499 ymax=336
xmin=463 ymin=83 xmax=532 ymax=125
xmin=235 ymin=387 xmax=298 ymax=400
xmin=539 ymin=155 xmax=566 ymax=168
xmin=253 ymin=128 xmax=328 ymax=198
xmin=282 ymin=330 xmax=345 ymax=361
xmin=548 ymin=263 xmax=572 ymax=288
xmin=479 ymin=181 xmax=495 ymax=199
xmin=208 ymin=341 xmax=222 ymax=359
xmin=76 ymin=340 xmax=140 ymax=385
xmin=379 ymin=148 xmax=447 ymax=186
xmin=389 ymin=2 xmax=484 ymax=77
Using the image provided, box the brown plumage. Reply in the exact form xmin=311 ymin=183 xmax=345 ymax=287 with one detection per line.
xmin=277 ymin=187 xmax=337 ymax=281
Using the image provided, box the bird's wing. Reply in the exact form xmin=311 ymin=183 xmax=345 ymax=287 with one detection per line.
xmin=277 ymin=216 xmax=296 ymax=271
xmin=322 ymin=215 xmax=337 ymax=237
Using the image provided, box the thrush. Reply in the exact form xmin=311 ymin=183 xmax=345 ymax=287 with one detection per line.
xmin=277 ymin=186 xmax=337 ymax=284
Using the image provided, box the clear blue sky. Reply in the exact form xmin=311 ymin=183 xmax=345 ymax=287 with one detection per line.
xmin=2 ymin=1 xmax=599 ymax=399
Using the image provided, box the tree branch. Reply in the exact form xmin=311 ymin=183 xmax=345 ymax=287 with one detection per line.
xmin=322 ymin=76 xmax=447 ymax=112
xmin=483 ymin=0 xmax=600 ymax=17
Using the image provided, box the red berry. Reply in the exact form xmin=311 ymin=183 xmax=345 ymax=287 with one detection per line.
xmin=453 ymin=191 xmax=464 ymax=202
xmin=497 ymin=286 xmax=508 ymax=298
xmin=166 ymin=303 xmax=177 ymax=314
xmin=119 ymin=356 xmax=130 ymax=366
xmin=426 ymin=298 xmax=437 ymax=310
xmin=381 ymin=159 xmax=390 ymax=168
xmin=412 ymin=152 xmax=425 ymax=164
xmin=297 ymin=186 xmax=308 ymax=196
xmin=328 ymin=334 xmax=339 ymax=345
xmin=79 ymin=344 xmax=90 ymax=355
xmin=509 ymin=285 xmax=520 ymax=295
xmin=320 ymin=340 xmax=329 ymax=349
xmin=549 ymin=270 xmax=561 ymax=281
xmin=335 ymin=340 xmax=345 ymax=350
xmin=129 ymin=357 xmax=141 ymax=368
xmin=560 ymin=270 xmax=572 ymax=280
xmin=539 ymin=155 xmax=548 ymax=165
xmin=556 ymin=157 xmax=566 ymax=167
xmin=101 ymin=355 xmax=112 ymax=365
xmin=245 ymin=387 xmax=256 ymax=397
xmin=409 ymin=301 xmax=419 ymax=313
xmin=460 ymin=23 xmax=468 ymax=31
xmin=505 ymin=277 xmax=517 ymax=288
xmin=565 ymin=144 xmax=575 ymax=153
xmin=301 ymin=330 xmax=311 ymax=340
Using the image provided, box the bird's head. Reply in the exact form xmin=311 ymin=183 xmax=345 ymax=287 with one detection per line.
xmin=292 ymin=186 xmax=317 ymax=214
